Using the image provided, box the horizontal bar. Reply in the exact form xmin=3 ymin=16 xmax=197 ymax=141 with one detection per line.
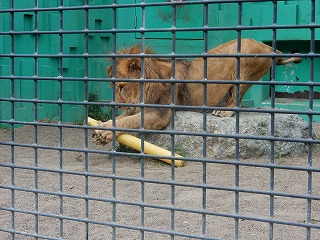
xmin=1 ymin=76 xmax=320 ymax=88
xmin=0 ymin=52 xmax=316 ymax=59
xmin=0 ymin=23 xmax=319 ymax=36
xmin=1 ymin=117 xmax=319 ymax=145
xmin=0 ymin=98 xmax=320 ymax=120
xmin=0 ymin=228 xmax=59 ymax=240
xmin=0 ymin=157 xmax=320 ymax=188
xmin=1 ymin=200 xmax=319 ymax=231
xmin=0 ymin=0 xmax=311 ymax=13
xmin=0 ymin=208 xmax=221 ymax=240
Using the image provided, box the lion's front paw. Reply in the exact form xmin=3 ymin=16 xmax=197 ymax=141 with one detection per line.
xmin=92 ymin=132 xmax=106 ymax=145
xmin=212 ymin=110 xmax=235 ymax=117
xmin=92 ymin=120 xmax=114 ymax=145
xmin=93 ymin=129 xmax=114 ymax=145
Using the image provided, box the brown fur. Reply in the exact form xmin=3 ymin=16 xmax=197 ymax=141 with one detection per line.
xmin=94 ymin=38 xmax=302 ymax=144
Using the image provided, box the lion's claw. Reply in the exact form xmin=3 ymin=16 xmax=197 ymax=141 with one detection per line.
xmin=92 ymin=132 xmax=105 ymax=145
xmin=92 ymin=129 xmax=114 ymax=145
xmin=90 ymin=119 xmax=115 ymax=145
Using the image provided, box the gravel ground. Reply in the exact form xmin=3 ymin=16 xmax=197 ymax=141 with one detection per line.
xmin=0 ymin=125 xmax=320 ymax=239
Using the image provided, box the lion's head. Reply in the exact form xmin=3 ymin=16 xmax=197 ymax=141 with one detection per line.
xmin=107 ymin=46 xmax=172 ymax=108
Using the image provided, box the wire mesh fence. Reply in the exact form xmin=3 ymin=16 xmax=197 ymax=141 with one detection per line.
xmin=0 ymin=0 xmax=320 ymax=239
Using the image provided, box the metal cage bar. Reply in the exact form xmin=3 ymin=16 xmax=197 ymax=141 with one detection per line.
xmin=0 ymin=0 xmax=319 ymax=239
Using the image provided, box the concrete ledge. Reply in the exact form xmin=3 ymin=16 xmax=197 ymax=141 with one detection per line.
xmin=145 ymin=111 xmax=309 ymax=159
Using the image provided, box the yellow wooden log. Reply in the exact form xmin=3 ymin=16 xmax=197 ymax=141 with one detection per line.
xmin=87 ymin=117 xmax=184 ymax=167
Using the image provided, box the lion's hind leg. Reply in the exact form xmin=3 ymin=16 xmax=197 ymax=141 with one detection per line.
xmin=211 ymin=86 xmax=236 ymax=117
xmin=211 ymin=83 xmax=251 ymax=118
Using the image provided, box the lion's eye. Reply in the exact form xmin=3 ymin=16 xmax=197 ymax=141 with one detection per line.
xmin=118 ymin=84 xmax=125 ymax=91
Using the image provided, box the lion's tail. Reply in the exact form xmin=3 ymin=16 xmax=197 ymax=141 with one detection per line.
xmin=275 ymin=50 xmax=303 ymax=65
xmin=276 ymin=56 xmax=303 ymax=65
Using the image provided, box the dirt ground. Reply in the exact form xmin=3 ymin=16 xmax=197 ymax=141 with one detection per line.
xmin=0 ymin=125 xmax=320 ymax=240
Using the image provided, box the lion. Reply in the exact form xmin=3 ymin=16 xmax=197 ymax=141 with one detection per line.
xmin=93 ymin=38 xmax=302 ymax=144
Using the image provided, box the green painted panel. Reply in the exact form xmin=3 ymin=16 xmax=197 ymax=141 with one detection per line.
xmin=241 ymin=75 xmax=270 ymax=108
xmin=37 ymin=65 xmax=59 ymax=120
xmin=0 ymin=65 xmax=12 ymax=127
xmin=214 ymin=1 xmax=320 ymax=42
xmin=135 ymin=0 xmax=204 ymax=40
xmin=88 ymin=60 xmax=111 ymax=101
xmin=0 ymin=0 xmax=113 ymax=126
xmin=259 ymin=99 xmax=320 ymax=123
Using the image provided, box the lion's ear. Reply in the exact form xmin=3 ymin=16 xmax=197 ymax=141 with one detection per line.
xmin=128 ymin=58 xmax=141 ymax=72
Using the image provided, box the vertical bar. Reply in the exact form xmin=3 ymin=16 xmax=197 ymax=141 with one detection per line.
xmin=306 ymin=1 xmax=315 ymax=239
xmin=202 ymin=1 xmax=209 ymax=238
xmin=84 ymin=1 xmax=90 ymax=239
xmin=58 ymin=0 xmax=64 ymax=238
xmin=170 ymin=1 xmax=177 ymax=239
xmin=140 ymin=1 xmax=146 ymax=239
xmin=269 ymin=1 xmax=278 ymax=239
xmin=234 ymin=2 xmax=242 ymax=239
xmin=33 ymin=0 xmax=39 ymax=237
xmin=9 ymin=1 xmax=15 ymax=239
xmin=111 ymin=1 xmax=117 ymax=239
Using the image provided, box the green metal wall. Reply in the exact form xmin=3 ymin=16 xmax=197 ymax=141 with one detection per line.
xmin=0 ymin=0 xmax=112 ymax=126
xmin=1 ymin=0 xmax=319 ymax=125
